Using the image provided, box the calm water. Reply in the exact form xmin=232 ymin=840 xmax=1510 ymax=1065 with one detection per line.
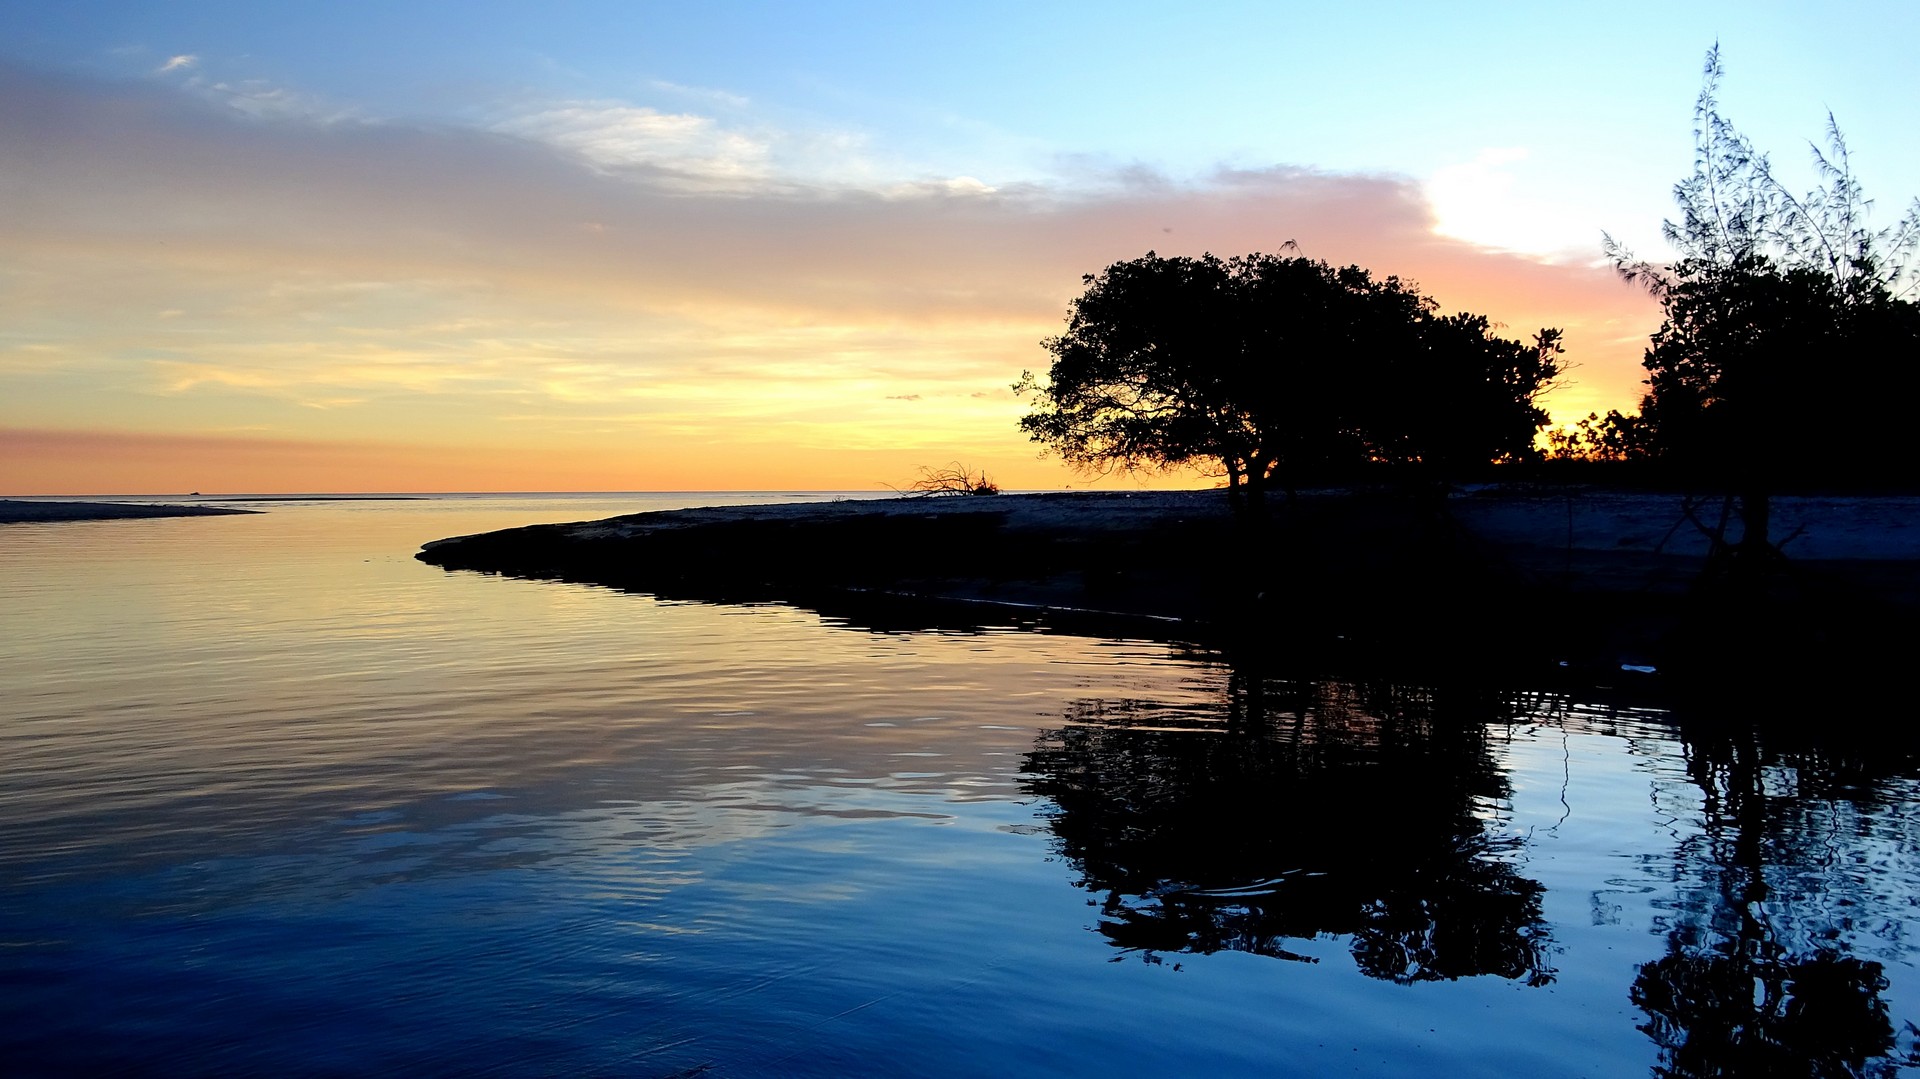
xmin=3 ymin=493 xmax=1917 ymax=1077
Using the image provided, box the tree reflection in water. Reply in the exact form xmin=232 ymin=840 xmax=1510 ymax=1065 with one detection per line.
xmin=1018 ymin=665 xmax=1555 ymax=985
xmin=1632 ymin=715 xmax=1920 ymax=1078
xmin=1017 ymin=653 xmax=1920 ymax=1073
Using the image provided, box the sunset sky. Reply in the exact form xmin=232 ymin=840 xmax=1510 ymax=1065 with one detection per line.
xmin=4 ymin=1 xmax=1916 ymax=494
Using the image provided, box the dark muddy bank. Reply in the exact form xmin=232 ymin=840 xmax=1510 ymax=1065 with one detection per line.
xmin=417 ymin=488 xmax=1920 ymax=682
xmin=0 ymin=499 xmax=257 ymax=523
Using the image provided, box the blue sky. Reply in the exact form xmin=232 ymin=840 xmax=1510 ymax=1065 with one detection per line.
xmin=4 ymin=1 xmax=1916 ymax=491
xmin=14 ymin=0 xmax=1914 ymax=253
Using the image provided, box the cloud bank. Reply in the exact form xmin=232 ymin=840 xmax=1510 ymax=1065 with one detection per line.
xmin=0 ymin=63 xmax=1655 ymax=492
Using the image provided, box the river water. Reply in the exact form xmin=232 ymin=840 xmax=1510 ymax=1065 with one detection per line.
xmin=3 ymin=493 xmax=1916 ymax=1077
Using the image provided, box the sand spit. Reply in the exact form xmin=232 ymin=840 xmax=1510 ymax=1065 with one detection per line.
xmin=417 ymin=487 xmax=1920 ymax=675
xmin=0 ymin=499 xmax=258 ymax=524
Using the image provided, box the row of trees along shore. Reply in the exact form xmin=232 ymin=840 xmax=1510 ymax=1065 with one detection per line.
xmin=1016 ymin=48 xmax=1920 ymax=551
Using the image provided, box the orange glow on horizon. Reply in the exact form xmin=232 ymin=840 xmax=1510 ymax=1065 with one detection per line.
xmin=0 ymin=427 xmax=1227 ymax=496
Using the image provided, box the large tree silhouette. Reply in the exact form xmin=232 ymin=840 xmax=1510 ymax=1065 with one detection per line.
xmin=1015 ymin=251 xmax=1562 ymax=514
xmin=1632 ymin=257 xmax=1919 ymax=554
xmin=1604 ymin=47 xmax=1920 ymax=562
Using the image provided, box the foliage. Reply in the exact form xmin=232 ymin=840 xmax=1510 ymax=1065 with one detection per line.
xmin=1633 ymin=256 xmax=1917 ymax=485
xmin=1015 ymin=251 xmax=1562 ymax=512
xmin=899 ymin=462 xmax=1000 ymax=496
xmin=1606 ymin=46 xmax=1920 ymax=301
xmin=1545 ymin=411 xmax=1649 ymax=462
xmin=1601 ymin=48 xmax=1920 ymax=556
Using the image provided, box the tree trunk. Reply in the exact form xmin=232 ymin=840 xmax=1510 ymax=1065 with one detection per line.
xmin=1224 ymin=461 xmax=1245 ymax=514
xmin=1240 ymin=467 xmax=1268 ymax=521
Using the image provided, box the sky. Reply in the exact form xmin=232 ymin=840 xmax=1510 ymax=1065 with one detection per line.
xmin=4 ymin=1 xmax=1916 ymax=494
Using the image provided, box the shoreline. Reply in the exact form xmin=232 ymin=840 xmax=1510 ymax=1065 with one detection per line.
xmin=0 ymin=499 xmax=259 ymax=524
xmin=416 ymin=487 xmax=1920 ymax=678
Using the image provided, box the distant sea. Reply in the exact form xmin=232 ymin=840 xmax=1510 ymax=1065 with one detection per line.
xmin=4 ymin=492 xmax=1917 ymax=1076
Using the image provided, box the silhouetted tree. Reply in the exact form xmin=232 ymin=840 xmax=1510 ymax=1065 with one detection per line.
xmin=1622 ymin=255 xmax=1920 ymax=572
xmin=1606 ymin=47 xmax=1920 ymax=560
xmin=1015 ymin=252 xmax=1562 ymax=514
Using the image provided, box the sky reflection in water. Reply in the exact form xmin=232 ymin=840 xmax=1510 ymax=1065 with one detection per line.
xmin=2 ymin=495 xmax=1917 ymax=1076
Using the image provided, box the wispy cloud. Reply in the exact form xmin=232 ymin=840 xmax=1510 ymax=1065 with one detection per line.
xmin=150 ymin=53 xmax=360 ymax=124
xmin=490 ymin=94 xmax=907 ymax=194
xmin=496 ymin=101 xmax=773 ymax=187
xmin=647 ymin=79 xmax=751 ymax=110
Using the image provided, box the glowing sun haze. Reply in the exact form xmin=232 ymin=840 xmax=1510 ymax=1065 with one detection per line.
xmin=4 ymin=1 xmax=1915 ymax=494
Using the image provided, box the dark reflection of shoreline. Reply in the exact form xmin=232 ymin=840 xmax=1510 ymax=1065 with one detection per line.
xmin=1018 ymin=664 xmax=1555 ymax=985
xmin=1631 ymin=716 xmax=1920 ymax=1077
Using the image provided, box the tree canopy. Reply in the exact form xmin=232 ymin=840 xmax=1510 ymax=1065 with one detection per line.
xmin=1015 ymin=251 xmax=1561 ymax=511
xmin=1597 ymin=47 xmax=1920 ymax=515
xmin=1636 ymin=257 xmax=1920 ymax=486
